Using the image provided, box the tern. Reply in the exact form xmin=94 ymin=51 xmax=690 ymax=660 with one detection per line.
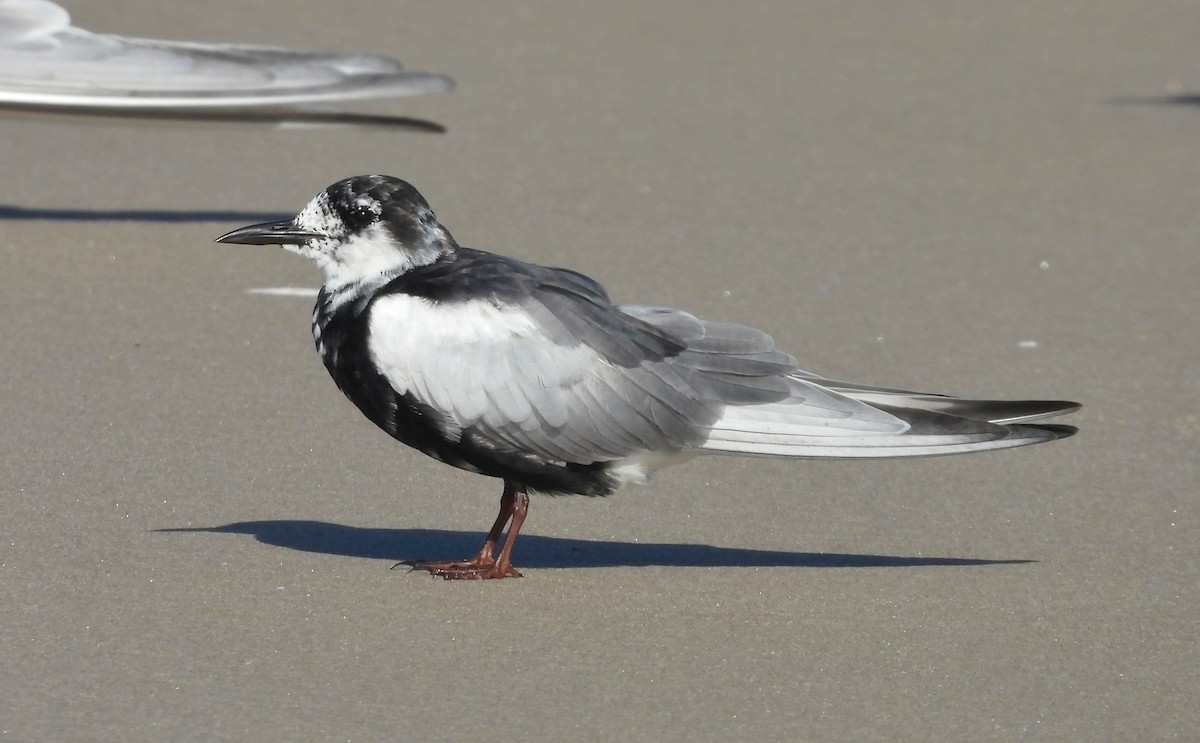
xmin=217 ymin=175 xmax=1078 ymax=579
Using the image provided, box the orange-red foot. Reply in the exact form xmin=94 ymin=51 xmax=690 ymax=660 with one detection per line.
xmin=403 ymin=558 xmax=522 ymax=580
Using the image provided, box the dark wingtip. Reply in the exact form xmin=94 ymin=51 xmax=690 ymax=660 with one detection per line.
xmin=1040 ymin=424 xmax=1079 ymax=440
xmin=1047 ymin=401 xmax=1082 ymax=415
xmin=1015 ymin=423 xmax=1078 ymax=443
xmin=965 ymin=399 xmax=1081 ymax=425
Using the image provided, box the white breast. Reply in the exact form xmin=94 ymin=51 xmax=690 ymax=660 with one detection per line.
xmin=367 ymin=294 xmax=545 ymax=424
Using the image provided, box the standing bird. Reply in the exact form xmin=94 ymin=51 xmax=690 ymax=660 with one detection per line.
xmin=216 ymin=175 xmax=1078 ymax=580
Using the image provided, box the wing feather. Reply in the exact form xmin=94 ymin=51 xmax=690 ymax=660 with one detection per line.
xmin=366 ymin=264 xmax=1076 ymax=477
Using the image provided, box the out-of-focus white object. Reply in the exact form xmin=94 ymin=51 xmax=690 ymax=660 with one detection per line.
xmin=0 ymin=0 xmax=453 ymax=111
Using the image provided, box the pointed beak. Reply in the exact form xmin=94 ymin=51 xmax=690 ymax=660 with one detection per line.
xmin=214 ymin=220 xmax=325 ymax=246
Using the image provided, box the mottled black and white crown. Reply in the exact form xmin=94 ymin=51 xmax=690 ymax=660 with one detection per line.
xmin=216 ymin=175 xmax=457 ymax=288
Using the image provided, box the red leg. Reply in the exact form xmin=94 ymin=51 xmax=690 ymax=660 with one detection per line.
xmin=406 ymin=480 xmax=528 ymax=580
xmin=490 ymin=485 xmax=529 ymax=578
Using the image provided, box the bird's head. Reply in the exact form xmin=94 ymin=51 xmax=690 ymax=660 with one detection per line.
xmin=215 ymin=175 xmax=456 ymax=288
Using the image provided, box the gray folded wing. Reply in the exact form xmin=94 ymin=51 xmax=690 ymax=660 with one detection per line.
xmin=0 ymin=0 xmax=453 ymax=109
xmin=366 ymin=289 xmax=921 ymax=468
xmin=366 ymin=255 xmax=1077 ymax=471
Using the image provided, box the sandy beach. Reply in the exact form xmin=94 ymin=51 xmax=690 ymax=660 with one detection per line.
xmin=3 ymin=2 xmax=1197 ymax=740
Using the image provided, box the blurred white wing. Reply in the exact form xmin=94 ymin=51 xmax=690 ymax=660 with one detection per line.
xmin=0 ymin=0 xmax=453 ymax=110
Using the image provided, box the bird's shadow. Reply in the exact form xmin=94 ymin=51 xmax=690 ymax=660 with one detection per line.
xmin=1110 ymin=93 xmax=1200 ymax=108
xmin=157 ymin=520 xmax=1034 ymax=569
xmin=0 ymin=204 xmax=293 ymax=223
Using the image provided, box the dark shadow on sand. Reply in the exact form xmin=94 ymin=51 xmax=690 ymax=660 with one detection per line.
xmin=0 ymin=205 xmax=294 ymax=223
xmin=159 ymin=520 xmax=1034 ymax=570
xmin=0 ymin=102 xmax=447 ymax=131
xmin=1109 ymin=94 xmax=1200 ymax=108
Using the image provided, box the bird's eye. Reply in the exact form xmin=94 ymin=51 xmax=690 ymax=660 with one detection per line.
xmin=345 ymin=199 xmax=380 ymax=228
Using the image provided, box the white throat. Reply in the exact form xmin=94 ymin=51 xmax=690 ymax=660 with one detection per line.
xmin=331 ymin=224 xmax=441 ymax=286
xmin=283 ymin=223 xmax=444 ymax=296
xmin=287 ymin=190 xmax=453 ymax=294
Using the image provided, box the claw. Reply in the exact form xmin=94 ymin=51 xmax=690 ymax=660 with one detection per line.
xmin=410 ymin=564 xmax=523 ymax=580
xmin=395 ymin=480 xmax=530 ymax=581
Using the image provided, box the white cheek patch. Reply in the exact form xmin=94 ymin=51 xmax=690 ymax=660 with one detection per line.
xmin=291 ymin=190 xmax=446 ymax=290
xmin=321 ymin=223 xmax=443 ymax=289
xmin=287 ymin=193 xmax=344 ymax=266
xmin=294 ymin=192 xmax=342 ymax=238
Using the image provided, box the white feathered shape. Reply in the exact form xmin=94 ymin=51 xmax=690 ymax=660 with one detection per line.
xmin=0 ymin=0 xmax=453 ymax=110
